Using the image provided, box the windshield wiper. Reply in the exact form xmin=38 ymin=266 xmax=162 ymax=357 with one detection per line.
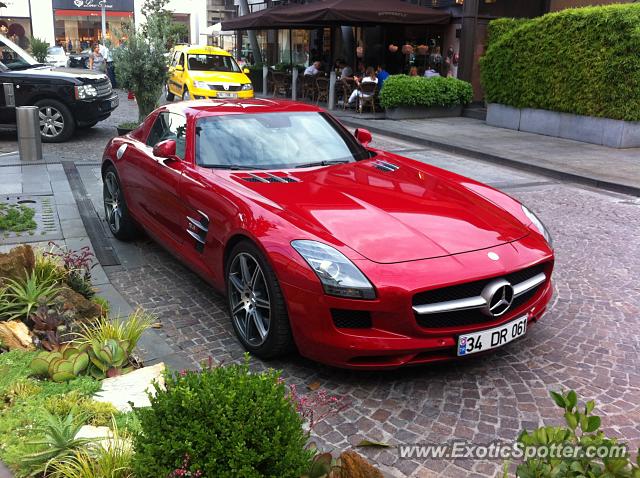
xmin=203 ymin=164 xmax=258 ymax=170
xmin=295 ymin=160 xmax=349 ymax=169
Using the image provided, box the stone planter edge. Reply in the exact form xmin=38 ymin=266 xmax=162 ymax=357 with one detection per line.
xmin=385 ymin=104 xmax=463 ymax=120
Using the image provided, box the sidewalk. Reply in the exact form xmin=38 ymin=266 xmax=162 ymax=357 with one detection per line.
xmin=331 ymin=111 xmax=640 ymax=196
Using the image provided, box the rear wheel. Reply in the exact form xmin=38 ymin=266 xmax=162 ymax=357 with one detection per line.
xmin=182 ymin=87 xmax=191 ymax=101
xmin=35 ymin=99 xmax=75 ymax=143
xmin=103 ymin=166 xmax=139 ymax=241
xmin=226 ymin=241 xmax=294 ymax=358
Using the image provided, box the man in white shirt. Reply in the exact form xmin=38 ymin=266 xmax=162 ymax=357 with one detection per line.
xmin=304 ymin=61 xmax=321 ymax=76
xmin=99 ymin=43 xmax=116 ymax=86
xmin=424 ymin=66 xmax=441 ymax=78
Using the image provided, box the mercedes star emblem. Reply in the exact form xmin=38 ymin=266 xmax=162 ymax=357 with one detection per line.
xmin=480 ymin=279 xmax=514 ymax=317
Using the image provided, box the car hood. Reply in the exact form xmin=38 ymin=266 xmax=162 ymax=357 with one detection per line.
xmin=228 ymin=156 xmax=530 ymax=264
xmin=10 ymin=66 xmax=107 ymax=82
xmin=188 ymin=71 xmax=251 ymax=84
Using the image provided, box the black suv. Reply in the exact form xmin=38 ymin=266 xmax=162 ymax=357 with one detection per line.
xmin=0 ymin=35 xmax=118 ymax=142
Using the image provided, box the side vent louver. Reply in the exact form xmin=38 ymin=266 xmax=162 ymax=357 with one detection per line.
xmin=372 ymin=160 xmax=400 ymax=172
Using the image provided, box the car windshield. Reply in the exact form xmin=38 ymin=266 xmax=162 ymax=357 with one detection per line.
xmin=195 ymin=112 xmax=370 ymax=170
xmin=47 ymin=46 xmax=65 ymax=56
xmin=187 ymin=54 xmax=240 ymax=72
xmin=0 ymin=36 xmax=39 ymax=70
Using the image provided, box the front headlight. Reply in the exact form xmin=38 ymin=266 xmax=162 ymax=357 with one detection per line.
xmin=521 ymin=205 xmax=553 ymax=248
xmin=241 ymin=83 xmax=253 ymax=90
xmin=193 ymin=81 xmax=209 ymax=89
xmin=291 ymin=240 xmax=376 ymax=300
xmin=74 ymin=84 xmax=98 ymax=99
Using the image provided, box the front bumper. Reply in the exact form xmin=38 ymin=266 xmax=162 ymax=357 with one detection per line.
xmin=190 ymin=86 xmax=254 ymax=99
xmin=71 ymin=94 xmax=119 ymax=126
xmin=277 ymin=236 xmax=554 ymax=369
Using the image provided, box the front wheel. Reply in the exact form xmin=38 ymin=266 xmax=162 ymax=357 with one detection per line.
xmin=226 ymin=241 xmax=294 ymax=358
xmin=165 ymin=84 xmax=175 ymax=101
xmin=182 ymin=88 xmax=191 ymax=101
xmin=103 ymin=166 xmax=139 ymax=241
xmin=35 ymin=99 xmax=75 ymax=143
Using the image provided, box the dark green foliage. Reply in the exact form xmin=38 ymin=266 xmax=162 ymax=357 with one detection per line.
xmin=379 ymin=75 xmax=473 ymax=109
xmin=480 ymin=4 xmax=640 ymax=121
xmin=485 ymin=17 xmax=531 ymax=48
xmin=517 ymin=390 xmax=640 ymax=477
xmin=132 ymin=358 xmax=313 ymax=477
xmin=29 ymin=37 xmax=49 ymax=63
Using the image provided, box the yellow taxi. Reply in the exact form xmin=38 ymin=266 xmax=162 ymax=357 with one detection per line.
xmin=165 ymin=45 xmax=254 ymax=101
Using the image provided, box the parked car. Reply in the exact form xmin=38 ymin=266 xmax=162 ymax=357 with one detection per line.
xmin=46 ymin=45 xmax=68 ymax=68
xmin=0 ymin=34 xmax=118 ymax=142
xmin=67 ymin=48 xmax=91 ymax=69
xmin=165 ymin=44 xmax=253 ymax=101
xmin=101 ymin=99 xmax=555 ymax=369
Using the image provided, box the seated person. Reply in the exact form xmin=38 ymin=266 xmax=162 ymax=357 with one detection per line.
xmin=347 ymin=67 xmax=378 ymax=106
xmin=424 ymin=65 xmax=441 ymax=78
xmin=337 ymin=60 xmax=354 ymax=80
xmin=304 ymin=61 xmax=321 ymax=76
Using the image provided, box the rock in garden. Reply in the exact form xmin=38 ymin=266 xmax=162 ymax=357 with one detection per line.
xmin=0 ymin=320 xmax=35 ymax=350
xmin=338 ymin=451 xmax=384 ymax=478
xmin=75 ymin=425 xmax=112 ymax=441
xmin=0 ymin=245 xmax=35 ymax=284
xmin=55 ymin=286 xmax=103 ymax=321
xmin=93 ymin=362 xmax=166 ymax=412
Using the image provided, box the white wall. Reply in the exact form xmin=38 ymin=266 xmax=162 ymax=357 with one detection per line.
xmin=135 ymin=0 xmax=208 ymax=45
xmin=29 ymin=0 xmax=55 ymax=46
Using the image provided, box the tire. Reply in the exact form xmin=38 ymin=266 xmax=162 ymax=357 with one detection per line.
xmin=165 ymin=84 xmax=175 ymax=101
xmin=35 ymin=99 xmax=75 ymax=143
xmin=103 ymin=165 xmax=139 ymax=241
xmin=226 ymin=241 xmax=294 ymax=358
xmin=182 ymin=87 xmax=191 ymax=101
xmin=78 ymin=121 xmax=98 ymax=129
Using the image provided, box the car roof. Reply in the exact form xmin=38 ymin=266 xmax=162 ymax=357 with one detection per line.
xmin=172 ymin=44 xmax=230 ymax=56
xmin=164 ymin=99 xmax=325 ymax=118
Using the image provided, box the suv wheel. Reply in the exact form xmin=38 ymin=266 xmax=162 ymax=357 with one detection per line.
xmin=165 ymin=84 xmax=175 ymax=101
xmin=35 ymin=99 xmax=75 ymax=143
xmin=182 ymin=88 xmax=191 ymax=101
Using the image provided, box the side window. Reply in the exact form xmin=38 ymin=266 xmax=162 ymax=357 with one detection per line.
xmin=146 ymin=112 xmax=187 ymax=160
xmin=170 ymin=51 xmax=177 ymax=67
xmin=178 ymin=53 xmax=184 ymax=68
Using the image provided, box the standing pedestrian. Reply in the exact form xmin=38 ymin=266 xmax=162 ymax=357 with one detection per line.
xmin=88 ymin=43 xmax=106 ymax=73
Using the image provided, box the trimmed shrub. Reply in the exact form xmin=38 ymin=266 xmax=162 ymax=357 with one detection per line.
xmin=485 ymin=17 xmax=532 ymax=48
xmin=132 ymin=358 xmax=313 ymax=477
xmin=480 ymin=4 xmax=640 ymax=121
xmin=379 ymin=75 xmax=473 ymax=109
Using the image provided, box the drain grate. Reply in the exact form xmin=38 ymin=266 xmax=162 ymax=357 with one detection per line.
xmin=0 ymin=194 xmax=63 ymax=245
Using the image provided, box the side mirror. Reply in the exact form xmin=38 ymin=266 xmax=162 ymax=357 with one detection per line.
xmin=175 ymin=65 xmax=184 ymax=71
xmin=354 ymin=128 xmax=372 ymax=147
xmin=152 ymin=139 xmax=177 ymax=159
xmin=243 ymin=67 xmax=250 ymax=74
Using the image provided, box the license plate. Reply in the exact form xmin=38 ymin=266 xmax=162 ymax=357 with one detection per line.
xmin=110 ymin=96 xmax=119 ymax=108
xmin=216 ymin=92 xmax=237 ymax=99
xmin=457 ymin=316 xmax=527 ymax=356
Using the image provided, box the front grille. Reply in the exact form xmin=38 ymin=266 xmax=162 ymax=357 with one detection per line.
xmin=210 ymin=84 xmax=242 ymax=91
xmin=94 ymin=79 xmax=112 ymax=97
xmin=331 ymin=309 xmax=372 ymax=328
xmin=413 ymin=264 xmax=547 ymax=329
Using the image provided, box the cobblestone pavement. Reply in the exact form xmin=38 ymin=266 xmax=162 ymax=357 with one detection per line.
xmin=95 ymin=132 xmax=640 ymax=477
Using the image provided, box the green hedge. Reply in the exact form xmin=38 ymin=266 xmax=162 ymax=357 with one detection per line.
xmin=379 ymin=75 xmax=473 ymax=109
xmin=480 ymin=4 xmax=640 ymax=121
xmin=485 ymin=17 xmax=531 ymax=48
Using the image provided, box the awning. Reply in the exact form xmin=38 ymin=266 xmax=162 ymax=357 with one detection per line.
xmin=221 ymin=0 xmax=451 ymax=30
xmin=203 ymin=22 xmax=235 ymax=36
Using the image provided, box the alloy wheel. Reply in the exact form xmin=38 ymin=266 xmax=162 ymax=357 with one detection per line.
xmin=228 ymin=252 xmax=271 ymax=347
xmin=39 ymin=106 xmax=65 ymax=138
xmin=103 ymin=171 xmax=122 ymax=234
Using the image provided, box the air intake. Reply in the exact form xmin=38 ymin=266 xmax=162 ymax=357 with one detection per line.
xmin=372 ymin=160 xmax=399 ymax=172
xmin=236 ymin=173 xmax=300 ymax=183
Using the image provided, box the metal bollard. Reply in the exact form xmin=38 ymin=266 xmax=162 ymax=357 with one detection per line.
xmin=16 ymin=106 xmax=42 ymax=161
xmin=291 ymin=68 xmax=298 ymax=101
xmin=262 ymin=65 xmax=268 ymax=97
xmin=328 ymin=71 xmax=336 ymax=110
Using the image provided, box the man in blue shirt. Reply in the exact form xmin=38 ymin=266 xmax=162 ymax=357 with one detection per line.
xmin=376 ymin=64 xmax=390 ymax=90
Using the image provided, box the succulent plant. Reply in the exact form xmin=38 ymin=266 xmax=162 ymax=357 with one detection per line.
xmin=301 ymin=450 xmax=342 ymax=478
xmin=88 ymin=338 xmax=132 ymax=379
xmin=29 ymin=346 xmax=90 ymax=382
xmin=30 ymin=304 xmax=70 ymax=351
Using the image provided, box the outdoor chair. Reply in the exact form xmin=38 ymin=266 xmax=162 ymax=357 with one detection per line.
xmin=272 ymin=72 xmax=291 ymax=97
xmin=340 ymin=78 xmax=356 ymax=110
xmin=316 ymin=77 xmax=329 ymax=104
xmin=359 ymin=82 xmax=377 ymax=113
xmin=302 ymin=74 xmax=318 ymax=102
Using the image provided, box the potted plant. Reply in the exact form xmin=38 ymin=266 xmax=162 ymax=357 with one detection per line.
xmin=116 ymin=122 xmax=139 ymax=136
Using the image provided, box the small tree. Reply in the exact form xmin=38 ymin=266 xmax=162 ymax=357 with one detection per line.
xmin=30 ymin=37 xmax=49 ymax=63
xmin=113 ymin=0 xmax=172 ymax=123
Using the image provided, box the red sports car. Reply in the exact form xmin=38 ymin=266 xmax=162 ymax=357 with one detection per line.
xmin=101 ymin=99 xmax=554 ymax=369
